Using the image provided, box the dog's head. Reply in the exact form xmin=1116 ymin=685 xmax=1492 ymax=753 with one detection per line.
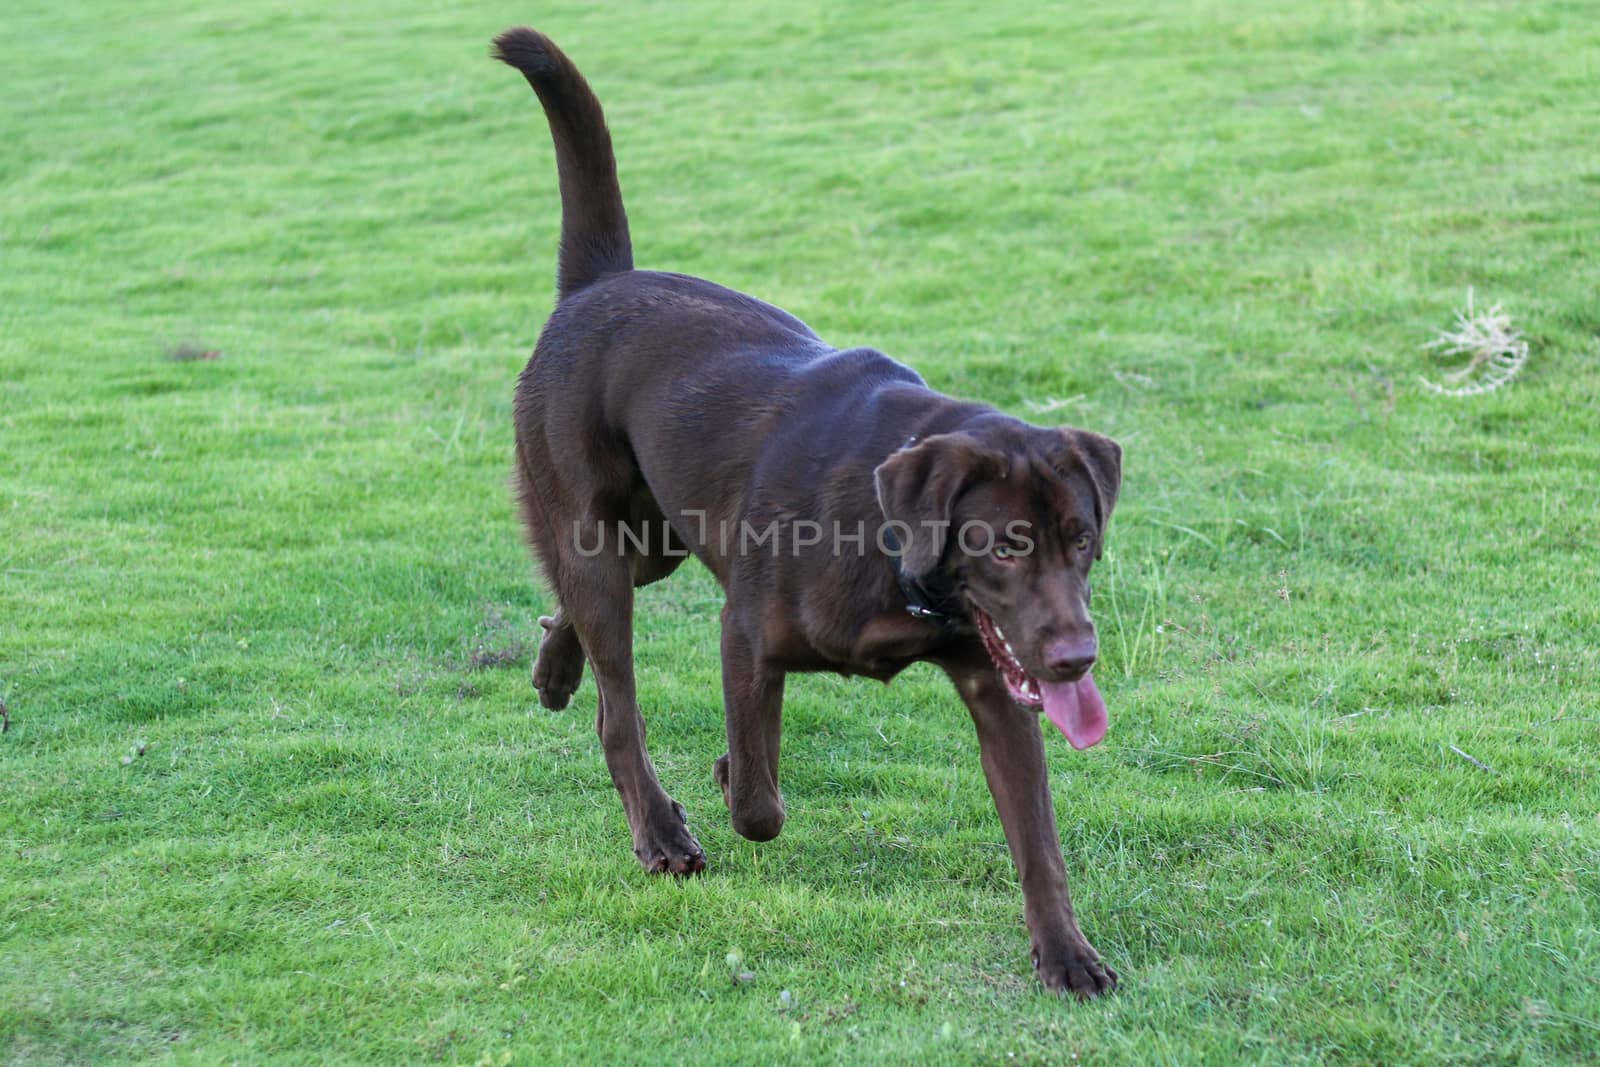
xmin=874 ymin=424 xmax=1121 ymax=748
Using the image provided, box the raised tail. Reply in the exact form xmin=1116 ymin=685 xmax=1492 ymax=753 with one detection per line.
xmin=492 ymin=27 xmax=633 ymax=300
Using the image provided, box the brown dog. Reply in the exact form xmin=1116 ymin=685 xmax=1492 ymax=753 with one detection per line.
xmin=493 ymin=27 xmax=1122 ymax=998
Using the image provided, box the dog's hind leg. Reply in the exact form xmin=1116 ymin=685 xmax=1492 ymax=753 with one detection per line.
xmin=714 ymin=606 xmax=786 ymax=841
xmin=528 ymin=491 xmax=683 ymax=711
xmin=532 ymin=610 xmax=584 ymax=710
xmin=562 ymin=550 xmax=706 ymax=875
xmin=529 ymin=561 xmax=682 ymax=712
xmin=515 ymin=450 xmax=586 ymax=711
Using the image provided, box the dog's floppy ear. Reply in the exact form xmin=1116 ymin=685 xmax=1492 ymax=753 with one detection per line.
xmin=1057 ymin=429 xmax=1122 ymax=557
xmin=873 ymin=433 xmax=1006 ymax=580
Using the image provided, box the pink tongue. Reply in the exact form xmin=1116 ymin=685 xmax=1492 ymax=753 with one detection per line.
xmin=1041 ymin=673 xmax=1108 ymax=750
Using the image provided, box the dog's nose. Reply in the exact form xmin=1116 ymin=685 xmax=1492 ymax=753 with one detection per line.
xmin=1043 ymin=637 xmax=1097 ymax=678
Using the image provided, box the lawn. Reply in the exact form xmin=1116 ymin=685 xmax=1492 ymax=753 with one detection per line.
xmin=3 ymin=0 xmax=1598 ymax=1063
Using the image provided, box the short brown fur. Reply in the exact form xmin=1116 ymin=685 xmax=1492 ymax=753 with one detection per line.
xmin=494 ymin=27 xmax=1123 ymax=998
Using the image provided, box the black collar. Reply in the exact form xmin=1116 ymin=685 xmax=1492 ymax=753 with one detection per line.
xmin=882 ymin=525 xmax=957 ymax=626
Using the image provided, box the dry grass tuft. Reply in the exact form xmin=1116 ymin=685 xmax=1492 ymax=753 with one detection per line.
xmin=1419 ymin=290 xmax=1529 ymax=397
xmin=167 ymin=342 xmax=221 ymax=362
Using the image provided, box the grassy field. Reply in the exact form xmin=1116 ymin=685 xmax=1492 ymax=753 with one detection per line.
xmin=4 ymin=0 xmax=1599 ymax=1062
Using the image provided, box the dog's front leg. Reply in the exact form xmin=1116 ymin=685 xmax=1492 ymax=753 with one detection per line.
xmin=714 ymin=605 xmax=787 ymax=841
xmin=947 ymin=663 xmax=1118 ymax=999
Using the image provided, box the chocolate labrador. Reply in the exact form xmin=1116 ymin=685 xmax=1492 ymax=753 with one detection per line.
xmin=493 ymin=27 xmax=1122 ymax=998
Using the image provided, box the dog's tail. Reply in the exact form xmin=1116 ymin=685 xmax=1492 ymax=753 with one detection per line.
xmin=492 ymin=27 xmax=633 ymax=300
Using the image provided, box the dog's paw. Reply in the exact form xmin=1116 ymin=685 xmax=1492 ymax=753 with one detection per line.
xmin=532 ymin=615 xmax=584 ymax=710
xmin=634 ymin=799 xmax=707 ymax=876
xmin=712 ymin=754 xmax=785 ymax=841
xmin=1034 ymin=942 xmax=1118 ymax=1000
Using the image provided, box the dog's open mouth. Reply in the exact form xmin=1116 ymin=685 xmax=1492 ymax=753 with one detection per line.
xmin=970 ymin=601 xmax=1109 ymax=751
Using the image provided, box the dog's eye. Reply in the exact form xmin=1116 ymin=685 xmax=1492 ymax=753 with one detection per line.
xmin=993 ymin=543 xmax=1017 ymax=562
xmin=1074 ymin=533 xmax=1092 ymax=552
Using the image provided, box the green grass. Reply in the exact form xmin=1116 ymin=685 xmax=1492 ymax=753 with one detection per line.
xmin=4 ymin=1 xmax=1599 ymax=1063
